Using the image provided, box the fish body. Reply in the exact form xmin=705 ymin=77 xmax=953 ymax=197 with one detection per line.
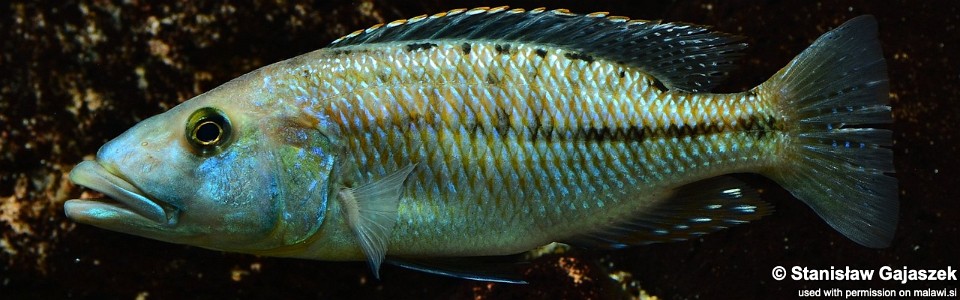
xmin=65 ymin=7 xmax=896 ymax=281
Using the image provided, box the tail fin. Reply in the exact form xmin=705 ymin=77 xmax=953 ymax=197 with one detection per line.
xmin=759 ymin=16 xmax=897 ymax=248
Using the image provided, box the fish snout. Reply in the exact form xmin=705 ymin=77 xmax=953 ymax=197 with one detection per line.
xmin=95 ymin=119 xmax=175 ymax=174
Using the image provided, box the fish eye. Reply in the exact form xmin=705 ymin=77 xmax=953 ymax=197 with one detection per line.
xmin=195 ymin=121 xmax=222 ymax=144
xmin=186 ymin=107 xmax=232 ymax=155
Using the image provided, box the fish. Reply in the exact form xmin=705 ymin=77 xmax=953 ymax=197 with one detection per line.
xmin=64 ymin=7 xmax=897 ymax=283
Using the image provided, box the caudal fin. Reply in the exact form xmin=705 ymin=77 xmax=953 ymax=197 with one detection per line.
xmin=759 ymin=16 xmax=897 ymax=248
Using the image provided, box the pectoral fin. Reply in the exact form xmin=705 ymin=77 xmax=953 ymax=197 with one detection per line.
xmin=337 ymin=164 xmax=416 ymax=277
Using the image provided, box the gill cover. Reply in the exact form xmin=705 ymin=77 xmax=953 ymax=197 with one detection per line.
xmin=263 ymin=114 xmax=337 ymax=246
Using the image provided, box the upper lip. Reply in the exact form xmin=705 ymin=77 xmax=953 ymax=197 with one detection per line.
xmin=69 ymin=160 xmax=170 ymax=224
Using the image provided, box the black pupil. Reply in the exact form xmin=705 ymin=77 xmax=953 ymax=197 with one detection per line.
xmin=195 ymin=121 xmax=221 ymax=143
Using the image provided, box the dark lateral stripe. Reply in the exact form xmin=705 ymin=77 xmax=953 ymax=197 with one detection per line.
xmin=568 ymin=114 xmax=782 ymax=142
xmin=457 ymin=113 xmax=783 ymax=142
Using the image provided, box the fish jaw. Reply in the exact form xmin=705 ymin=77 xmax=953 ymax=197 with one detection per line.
xmin=66 ymin=160 xmax=175 ymax=226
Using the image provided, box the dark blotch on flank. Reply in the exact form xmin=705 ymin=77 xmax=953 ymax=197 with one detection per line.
xmin=564 ymin=52 xmax=595 ymax=63
xmin=485 ymin=73 xmax=500 ymax=85
xmin=406 ymin=42 xmax=437 ymax=52
xmin=376 ymin=72 xmax=389 ymax=82
xmin=529 ymin=110 xmax=543 ymax=140
xmin=495 ymin=108 xmax=511 ymax=138
xmin=495 ymin=44 xmax=512 ymax=55
xmin=461 ymin=43 xmax=471 ymax=55
xmin=535 ymin=48 xmax=547 ymax=58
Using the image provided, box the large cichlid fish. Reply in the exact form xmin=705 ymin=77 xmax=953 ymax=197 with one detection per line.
xmin=65 ymin=7 xmax=897 ymax=283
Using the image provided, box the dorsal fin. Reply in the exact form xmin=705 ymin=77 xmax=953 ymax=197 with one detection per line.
xmin=329 ymin=7 xmax=747 ymax=92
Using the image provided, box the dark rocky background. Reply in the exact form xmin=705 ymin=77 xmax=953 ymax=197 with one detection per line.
xmin=1 ymin=0 xmax=957 ymax=299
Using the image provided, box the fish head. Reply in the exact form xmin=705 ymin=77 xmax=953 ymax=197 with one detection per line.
xmin=65 ymin=72 xmax=336 ymax=254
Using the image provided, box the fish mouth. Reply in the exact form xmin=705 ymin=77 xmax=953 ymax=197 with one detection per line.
xmin=65 ymin=160 xmax=175 ymax=225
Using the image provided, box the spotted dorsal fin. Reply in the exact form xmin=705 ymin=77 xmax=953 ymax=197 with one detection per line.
xmin=329 ymin=6 xmax=747 ymax=92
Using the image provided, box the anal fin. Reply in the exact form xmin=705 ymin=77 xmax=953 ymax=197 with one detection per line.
xmin=337 ymin=164 xmax=416 ymax=277
xmin=566 ymin=176 xmax=772 ymax=248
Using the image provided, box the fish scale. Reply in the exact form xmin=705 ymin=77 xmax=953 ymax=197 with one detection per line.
xmin=265 ymin=40 xmax=779 ymax=255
